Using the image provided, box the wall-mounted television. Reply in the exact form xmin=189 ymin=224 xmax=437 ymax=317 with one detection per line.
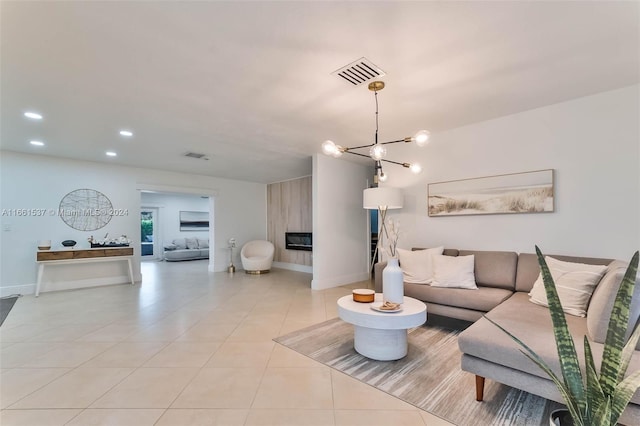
xmin=285 ymin=232 xmax=312 ymax=251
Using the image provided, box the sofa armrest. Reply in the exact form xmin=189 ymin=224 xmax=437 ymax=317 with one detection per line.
xmin=163 ymin=244 xmax=177 ymax=251
xmin=374 ymin=262 xmax=387 ymax=293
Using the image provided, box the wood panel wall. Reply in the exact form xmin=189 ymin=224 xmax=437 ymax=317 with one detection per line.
xmin=267 ymin=176 xmax=312 ymax=266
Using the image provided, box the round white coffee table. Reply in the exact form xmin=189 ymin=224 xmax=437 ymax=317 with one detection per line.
xmin=337 ymin=293 xmax=427 ymax=361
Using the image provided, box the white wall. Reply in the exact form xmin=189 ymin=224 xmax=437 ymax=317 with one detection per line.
xmin=140 ymin=192 xmax=210 ymax=249
xmin=312 ymin=154 xmax=371 ymax=289
xmin=384 ymin=85 xmax=639 ymax=260
xmin=0 ymin=152 xmax=266 ymax=296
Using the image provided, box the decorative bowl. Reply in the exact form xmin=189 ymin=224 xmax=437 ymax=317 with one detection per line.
xmin=37 ymin=245 xmax=51 ymax=250
xmin=37 ymin=240 xmax=51 ymax=250
xmin=61 ymin=240 xmax=77 ymax=247
xmin=352 ymin=288 xmax=375 ymax=303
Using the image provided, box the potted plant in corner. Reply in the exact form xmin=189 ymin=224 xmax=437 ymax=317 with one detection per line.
xmin=488 ymin=247 xmax=640 ymax=426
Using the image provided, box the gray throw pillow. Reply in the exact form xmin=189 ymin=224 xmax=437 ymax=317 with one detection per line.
xmin=197 ymin=239 xmax=209 ymax=249
xmin=173 ymin=238 xmax=187 ymax=250
xmin=185 ymin=238 xmax=198 ymax=249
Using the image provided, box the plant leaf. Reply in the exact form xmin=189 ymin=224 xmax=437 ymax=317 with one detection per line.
xmin=601 ymin=251 xmax=639 ymax=397
xmin=584 ymin=337 xmax=604 ymax=424
xmin=610 ymin=369 xmax=640 ymax=423
xmin=536 ymin=246 xmax=586 ymax=414
xmin=618 ymin=317 xmax=640 ymax=384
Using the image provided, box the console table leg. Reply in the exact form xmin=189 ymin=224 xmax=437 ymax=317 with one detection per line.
xmin=127 ymin=258 xmax=135 ymax=285
xmin=35 ymin=263 xmax=45 ymax=297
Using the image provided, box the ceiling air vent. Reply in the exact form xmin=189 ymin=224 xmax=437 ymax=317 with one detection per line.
xmin=332 ymin=57 xmax=386 ymax=86
xmin=183 ymin=152 xmax=209 ymax=160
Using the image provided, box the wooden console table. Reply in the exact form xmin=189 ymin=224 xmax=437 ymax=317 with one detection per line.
xmin=36 ymin=247 xmax=134 ymax=297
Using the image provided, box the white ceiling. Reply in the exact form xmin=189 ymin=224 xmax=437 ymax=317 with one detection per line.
xmin=2 ymin=1 xmax=638 ymax=183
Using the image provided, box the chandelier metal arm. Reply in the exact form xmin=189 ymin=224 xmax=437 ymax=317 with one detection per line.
xmin=343 ymin=137 xmax=411 ymax=152
xmin=380 ymin=158 xmax=411 ymax=168
xmin=343 ymin=150 xmax=373 ymax=159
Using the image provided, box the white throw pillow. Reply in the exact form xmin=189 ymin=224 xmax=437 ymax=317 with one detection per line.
xmin=431 ymin=254 xmax=477 ymax=289
xmin=528 ymin=256 xmax=607 ymax=317
xmin=397 ymin=247 xmax=444 ymax=284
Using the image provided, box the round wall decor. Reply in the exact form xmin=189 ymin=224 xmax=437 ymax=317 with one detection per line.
xmin=58 ymin=189 xmax=113 ymax=231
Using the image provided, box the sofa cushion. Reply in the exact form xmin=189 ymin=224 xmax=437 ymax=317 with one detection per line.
xmin=528 ymin=256 xmax=607 ymax=317
xmin=459 ymin=250 xmax=518 ymax=290
xmin=516 ymin=253 xmax=613 ymax=293
xmin=173 ymin=238 xmax=187 ymax=250
xmin=398 ymin=246 xmax=443 ymax=284
xmin=405 ymin=283 xmax=512 ymax=312
xmin=587 ymin=260 xmax=640 ymax=349
xmin=458 ymin=292 xmax=640 ymax=405
xmin=197 ymin=238 xmax=209 ymax=249
xmin=431 ymin=254 xmax=477 ymax=289
xmin=459 ymin=293 xmax=588 ymax=381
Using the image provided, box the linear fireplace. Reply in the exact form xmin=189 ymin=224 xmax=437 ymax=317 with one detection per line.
xmin=285 ymin=232 xmax=312 ymax=251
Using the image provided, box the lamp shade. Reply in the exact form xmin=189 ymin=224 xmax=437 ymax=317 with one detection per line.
xmin=363 ymin=187 xmax=403 ymax=210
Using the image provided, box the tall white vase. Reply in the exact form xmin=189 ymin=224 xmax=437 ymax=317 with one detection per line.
xmin=382 ymin=258 xmax=404 ymax=304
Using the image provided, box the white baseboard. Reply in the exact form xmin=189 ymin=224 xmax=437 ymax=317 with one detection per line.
xmin=1 ymin=284 xmax=34 ymax=298
xmin=311 ymin=271 xmax=369 ymax=290
xmin=272 ymin=262 xmax=313 ymax=273
xmin=2 ymin=274 xmax=142 ymax=296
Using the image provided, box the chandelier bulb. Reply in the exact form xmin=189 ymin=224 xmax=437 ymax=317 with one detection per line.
xmin=413 ymin=130 xmax=431 ymax=147
xmin=378 ymin=171 xmax=388 ymax=182
xmin=322 ymin=140 xmax=337 ymax=156
xmin=409 ymin=163 xmax=423 ymax=174
xmin=369 ymin=144 xmax=387 ymax=161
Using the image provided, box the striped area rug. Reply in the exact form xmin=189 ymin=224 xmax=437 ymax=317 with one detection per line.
xmin=274 ymin=318 xmax=561 ymax=425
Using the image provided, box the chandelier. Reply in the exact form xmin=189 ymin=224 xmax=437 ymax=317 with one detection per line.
xmin=321 ymin=81 xmax=430 ymax=183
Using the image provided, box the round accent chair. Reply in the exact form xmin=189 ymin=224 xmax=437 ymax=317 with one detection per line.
xmin=240 ymin=240 xmax=275 ymax=274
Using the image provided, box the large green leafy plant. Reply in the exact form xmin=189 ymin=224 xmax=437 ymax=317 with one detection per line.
xmin=488 ymin=247 xmax=640 ymax=425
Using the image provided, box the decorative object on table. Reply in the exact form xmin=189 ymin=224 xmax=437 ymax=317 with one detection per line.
xmin=363 ymin=187 xmax=403 ymax=270
xmin=487 ymin=247 xmax=640 ymax=426
xmin=382 ymin=218 xmax=404 ymax=304
xmin=227 ymin=238 xmax=236 ymax=273
xmin=383 ymin=257 xmax=404 ymax=304
xmin=320 ymin=79 xmax=429 ymax=183
xmin=88 ymin=234 xmax=131 ymax=248
xmin=61 ymin=239 xmax=76 ymax=247
xmin=179 ymin=211 xmax=209 ymax=231
xmin=371 ymin=301 xmax=402 ymax=312
xmin=59 ymin=188 xmax=114 ymax=231
xmin=37 ymin=240 xmax=51 ymax=250
xmin=428 ymin=169 xmax=554 ymax=217
xmin=352 ymin=289 xmax=375 ymax=303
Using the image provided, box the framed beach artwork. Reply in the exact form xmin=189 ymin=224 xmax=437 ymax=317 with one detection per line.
xmin=428 ymin=169 xmax=554 ymax=217
xmin=179 ymin=211 xmax=209 ymax=231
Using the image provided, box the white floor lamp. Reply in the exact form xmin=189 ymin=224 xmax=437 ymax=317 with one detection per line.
xmin=363 ymin=187 xmax=404 ymax=272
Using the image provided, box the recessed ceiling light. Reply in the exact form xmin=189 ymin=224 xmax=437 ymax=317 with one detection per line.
xmin=119 ymin=130 xmax=133 ymax=137
xmin=30 ymin=140 xmax=45 ymax=146
xmin=24 ymin=112 xmax=43 ymax=120
xmin=106 ymin=151 xmax=117 ymax=157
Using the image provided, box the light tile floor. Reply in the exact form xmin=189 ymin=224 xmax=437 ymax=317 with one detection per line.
xmin=0 ymin=260 xmax=453 ymax=426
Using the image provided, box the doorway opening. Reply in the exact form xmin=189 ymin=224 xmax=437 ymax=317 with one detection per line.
xmin=140 ymin=207 xmax=160 ymax=260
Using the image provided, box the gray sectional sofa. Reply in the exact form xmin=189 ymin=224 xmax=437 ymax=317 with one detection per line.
xmin=374 ymin=249 xmax=640 ymax=425
xmin=163 ymin=238 xmax=209 ymax=261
